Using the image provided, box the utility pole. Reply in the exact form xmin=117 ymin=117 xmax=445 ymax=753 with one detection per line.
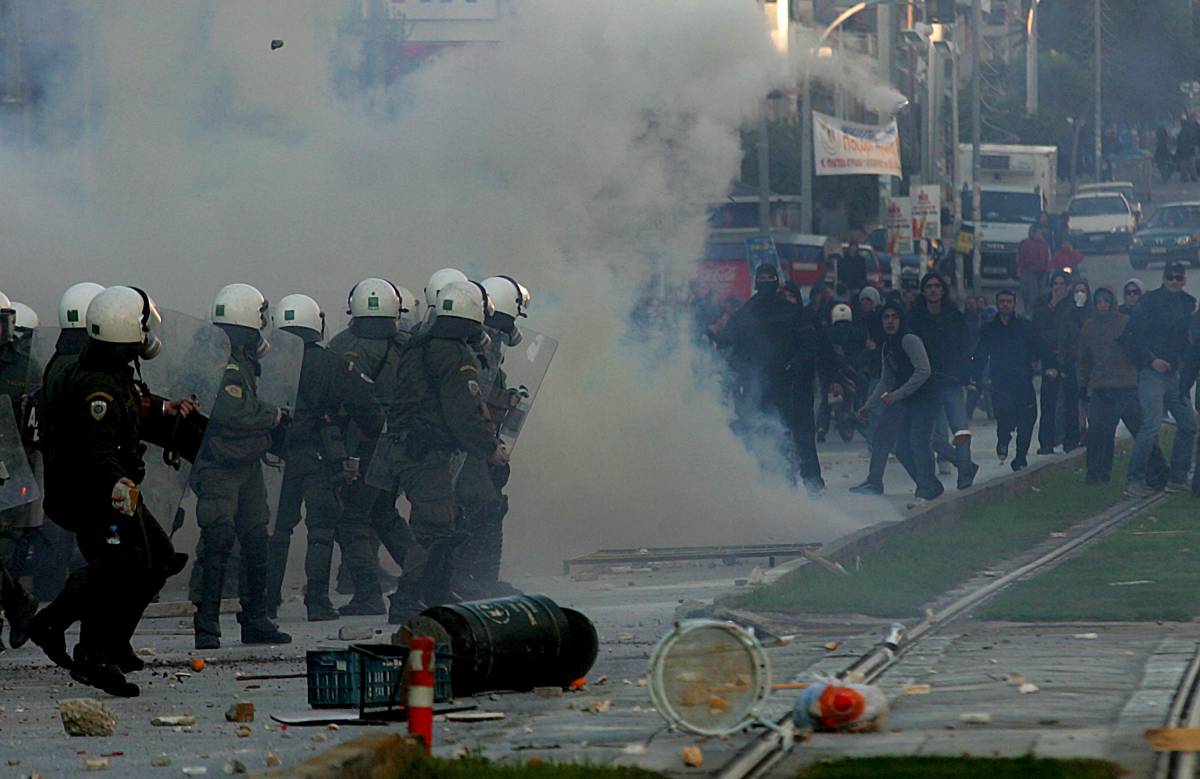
xmin=1025 ymin=1 xmax=1038 ymax=115
xmin=801 ymin=77 xmax=813 ymax=234
xmin=971 ymin=0 xmax=982 ymax=291
xmin=758 ymin=105 xmax=771 ymax=232
xmin=1093 ymin=0 xmax=1102 ymax=182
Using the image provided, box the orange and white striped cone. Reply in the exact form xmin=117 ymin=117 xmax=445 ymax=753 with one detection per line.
xmin=407 ymin=636 xmax=435 ymax=752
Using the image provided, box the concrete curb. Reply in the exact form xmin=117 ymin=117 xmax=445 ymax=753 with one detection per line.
xmin=713 ymin=445 xmax=1095 ymax=609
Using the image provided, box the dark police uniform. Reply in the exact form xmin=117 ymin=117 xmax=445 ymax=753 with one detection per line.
xmin=190 ymin=346 xmax=282 ymax=648
xmin=266 ymin=340 xmax=383 ymax=619
xmin=41 ymin=343 xmax=182 ymax=676
xmin=0 ymin=333 xmax=40 ymax=648
xmin=327 ymin=321 xmax=415 ymax=612
xmin=375 ymin=333 xmax=497 ymax=621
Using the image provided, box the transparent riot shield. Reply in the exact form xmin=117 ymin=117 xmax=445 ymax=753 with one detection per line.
xmin=21 ymin=326 xmax=59 ymax=453
xmin=494 ymin=328 xmax=557 ymax=453
xmin=135 ymin=311 xmax=230 ymax=524
xmin=0 ymin=396 xmax=40 ymax=512
xmin=256 ymin=327 xmax=304 ymax=528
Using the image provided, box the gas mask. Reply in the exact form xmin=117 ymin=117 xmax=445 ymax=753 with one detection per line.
xmin=755 ymin=278 xmax=779 ymax=296
xmin=134 ymin=288 xmax=163 ymax=360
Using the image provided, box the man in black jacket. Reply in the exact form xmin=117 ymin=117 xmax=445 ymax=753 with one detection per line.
xmin=1120 ymin=262 xmax=1198 ymax=497
xmin=971 ymin=289 xmax=1047 ymax=472
xmin=908 ymin=272 xmax=979 ymax=489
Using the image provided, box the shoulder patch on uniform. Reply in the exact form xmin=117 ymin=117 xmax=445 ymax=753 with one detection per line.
xmin=224 ymin=384 xmax=244 ymax=399
xmin=467 ymin=380 xmax=481 ymax=396
xmin=225 ymin=362 xmax=240 ymax=371
xmin=458 ymin=364 xmax=478 ymax=374
xmin=89 ymin=398 xmax=108 ymax=421
xmin=85 ymin=391 xmax=114 ymax=403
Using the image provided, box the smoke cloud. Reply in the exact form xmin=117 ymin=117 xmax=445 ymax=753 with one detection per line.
xmin=2 ymin=1 xmax=885 ymax=574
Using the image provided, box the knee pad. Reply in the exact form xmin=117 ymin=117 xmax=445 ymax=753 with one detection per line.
xmin=200 ymin=524 xmax=237 ymax=557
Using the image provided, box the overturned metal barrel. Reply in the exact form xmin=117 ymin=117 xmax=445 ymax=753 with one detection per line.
xmin=406 ymin=594 xmax=598 ymax=697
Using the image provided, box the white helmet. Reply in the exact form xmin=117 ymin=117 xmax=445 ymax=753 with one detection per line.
xmin=212 ymin=283 xmax=269 ymax=330
xmin=11 ymin=302 xmax=38 ymax=331
xmin=435 ymin=280 xmax=486 ymax=324
xmin=481 ymin=276 xmax=531 ymax=320
xmin=347 ymin=278 xmax=401 ymax=319
xmin=86 ymin=286 xmax=163 ymax=359
xmin=831 ymin=303 xmax=853 ymax=324
xmin=424 ymin=268 xmax=468 ymax=309
xmin=275 ymin=293 xmax=325 ymax=338
xmin=394 ymin=286 xmax=418 ymax=325
xmin=59 ymin=282 xmax=105 ymax=329
xmin=0 ymin=290 xmax=12 ymax=343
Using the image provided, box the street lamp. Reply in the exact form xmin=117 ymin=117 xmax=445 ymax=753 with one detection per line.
xmin=1026 ymin=0 xmax=1040 ymax=115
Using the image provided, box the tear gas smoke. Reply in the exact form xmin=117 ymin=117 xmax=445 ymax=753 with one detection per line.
xmin=0 ymin=1 xmax=888 ymax=573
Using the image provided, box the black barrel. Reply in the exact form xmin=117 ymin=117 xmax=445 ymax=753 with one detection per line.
xmin=410 ymin=594 xmax=598 ymax=697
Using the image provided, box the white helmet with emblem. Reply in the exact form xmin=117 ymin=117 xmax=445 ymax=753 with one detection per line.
xmin=424 ymin=268 xmax=468 ymax=309
xmin=275 ymin=293 xmax=325 ymax=340
xmin=831 ymin=303 xmax=853 ymax=324
xmin=212 ymin=283 xmax=269 ymax=330
xmin=11 ymin=302 xmax=37 ymax=331
xmin=481 ymin=276 xmax=530 ymax=320
xmin=394 ymin=285 xmax=418 ymax=326
xmin=59 ymin=282 xmax=105 ymax=329
xmin=86 ymin=285 xmax=163 ymax=359
xmin=435 ymin=280 xmax=487 ymax=324
xmin=347 ymin=277 xmax=401 ymax=319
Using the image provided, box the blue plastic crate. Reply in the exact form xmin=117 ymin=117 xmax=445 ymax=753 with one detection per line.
xmin=306 ymin=643 xmax=452 ymax=710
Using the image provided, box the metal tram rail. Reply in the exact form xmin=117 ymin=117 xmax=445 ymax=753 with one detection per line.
xmin=716 ymin=491 xmax=1168 ymax=779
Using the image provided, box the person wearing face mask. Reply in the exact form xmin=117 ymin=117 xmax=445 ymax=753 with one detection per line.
xmin=190 ymin=284 xmax=290 ymax=650
xmin=36 ymin=287 xmax=194 ymax=696
xmin=1032 ymin=270 xmax=1072 ymax=454
xmin=1051 ymin=279 xmax=1092 ymax=453
xmin=1080 ymin=287 xmax=1167 ymax=484
xmin=971 ymin=290 xmax=1048 ymax=472
xmin=1119 ymin=262 xmax=1198 ymax=497
xmin=452 ymin=275 xmax=531 ymax=599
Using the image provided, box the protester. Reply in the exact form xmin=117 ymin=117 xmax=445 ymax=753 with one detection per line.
xmin=837 ymin=242 xmax=868 ymax=299
xmin=1053 ymin=278 xmax=1092 ymax=453
xmin=1051 ymin=239 xmax=1084 ymax=274
xmin=971 ymin=289 xmax=1045 ymax=472
xmin=1017 ymin=225 xmax=1052 ymax=314
xmin=907 ymin=272 xmax=979 ymax=489
xmin=851 ymin=303 xmax=940 ymax=501
xmin=1119 ymin=278 xmax=1143 ymax=315
xmin=1033 ymin=270 xmax=1072 ymax=454
xmin=1119 ymin=262 xmax=1199 ymax=497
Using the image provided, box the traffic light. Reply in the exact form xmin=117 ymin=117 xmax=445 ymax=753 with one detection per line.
xmin=929 ymin=0 xmax=957 ymax=22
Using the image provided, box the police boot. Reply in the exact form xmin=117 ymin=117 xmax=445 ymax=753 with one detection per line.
xmin=193 ymin=553 xmax=227 ymax=650
xmin=304 ymin=536 xmax=339 ymax=622
xmin=264 ymin=535 xmax=290 ymax=622
xmin=386 ymin=581 xmax=426 ymax=626
xmin=419 ymin=542 xmax=458 ymax=610
xmin=237 ymin=541 xmax=292 ymax=646
xmin=71 ymin=646 xmax=139 ymax=698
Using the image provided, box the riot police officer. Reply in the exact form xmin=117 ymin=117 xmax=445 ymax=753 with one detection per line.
xmin=36 ymin=286 xmax=192 ymax=696
xmin=0 ymin=290 xmax=37 ymax=651
xmin=327 ymin=278 xmax=416 ymax=616
xmin=266 ymin=294 xmax=383 ymax=621
xmin=453 ymin=275 xmax=531 ymax=599
xmin=191 ymin=284 xmax=289 ymax=649
xmin=374 ymin=280 xmax=508 ymax=624
xmin=415 ymin=268 xmax=468 ymax=334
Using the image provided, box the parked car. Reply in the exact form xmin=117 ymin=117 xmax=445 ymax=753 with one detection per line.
xmin=1066 ymin=191 xmax=1137 ymax=253
xmin=1129 ymin=201 xmax=1200 ymax=269
xmin=1076 ymin=181 xmax=1143 ymax=224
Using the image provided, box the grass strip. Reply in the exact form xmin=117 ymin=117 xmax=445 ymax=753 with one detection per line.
xmin=736 ymin=455 xmax=1129 ymax=618
xmin=406 ymin=756 xmax=664 ymax=778
xmin=796 ymin=755 xmax=1123 ymax=779
xmin=979 ymin=493 xmax=1200 ymax=621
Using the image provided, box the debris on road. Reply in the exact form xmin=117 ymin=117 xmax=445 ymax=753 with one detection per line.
xmin=150 ymin=755 xmax=171 ymax=767
xmin=824 ymin=641 xmax=841 ymax=652
xmin=793 ymin=681 xmax=889 ymax=733
xmin=181 ymin=768 xmax=207 ymax=776
xmin=622 ymin=743 xmax=647 ymax=755
xmin=84 ymin=757 xmax=109 ymax=771
xmin=264 ymin=753 xmax=282 ymax=767
xmin=338 ymin=625 xmax=374 ymax=641
xmin=151 ymin=715 xmax=196 ymax=727
xmin=1018 ymin=683 xmax=1040 ymax=694
xmin=189 ymin=659 xmax=206 ymax=672
xmin=223 ymin=759 xmax=246 ymax=774
xmin=445 ymin=711 xmax=506 ymax=722
xmin=236 ymin=726 xmax=252 ymax=738
xmin=1073 ymin=633 xmax=1099 ymax=640
xmin=902 ymin=684 xmax=932 ymax=695
xmin=960 ymin=712 xmax=993 ymax=724
xmin=534 ymin=686 xmax=563 ymax=698
xmin=568 ymin=677 xmax=587 ymax=691
xmin=225 ymin=702 xmax=255 ymax=722
xmin=680 ymin=746 xmax=704 ymax=767
xmin=58 ymin=698 xmax=117 ymax=737
xmin=137 ymin=647 xmax=157 ymax=657
xmin=590 ymin=700 xmax=611 ymax=714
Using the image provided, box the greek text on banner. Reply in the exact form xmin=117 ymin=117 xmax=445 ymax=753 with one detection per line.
xmin=812 ymin=111 xmax=902 ymax=178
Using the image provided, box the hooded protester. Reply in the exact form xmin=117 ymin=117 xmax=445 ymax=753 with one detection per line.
xmin=1052 ymin=278 xmax=1092 ymax=452
xmin=1080 ymin=287 xmax=1168 ymax=485
xmin=907 ymin=272 xmax=979 ymax=490
xmin=1119 ymin=278 xmax=1144 ymax=315
xmin=851 ymin=303 xmax=939 ymax=500
xmin=971 ymin=289 xmax=1048 ymax=472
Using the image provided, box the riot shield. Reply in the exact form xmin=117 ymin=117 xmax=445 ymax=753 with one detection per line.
xmin=20 ymin=326 xmax=59 ymax=452
xmin=134 ymin=311 xmax=230 ymax=524
xmin=0 ymin=396 xmax=40 ymax=512
xmin=256 ymin=327 xmax=304 ymax=528
xmin=494 ymin=328 xmax=557 ymax=452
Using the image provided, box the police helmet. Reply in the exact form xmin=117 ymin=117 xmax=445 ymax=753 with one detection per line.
xmin=59 ymin=282 xmax=105 ymax=330
xmin=276 ymin=293 xmax=325 ymax=341
xmin=424 ymin=268 xmax=468 ymax=309
xmin=86 ymin=286 xmax=163 ymax=359
xmin=212 ymin=283 xmax=269 ymax=330
xmin=346 ymin=278 xmax=402 ymax=319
